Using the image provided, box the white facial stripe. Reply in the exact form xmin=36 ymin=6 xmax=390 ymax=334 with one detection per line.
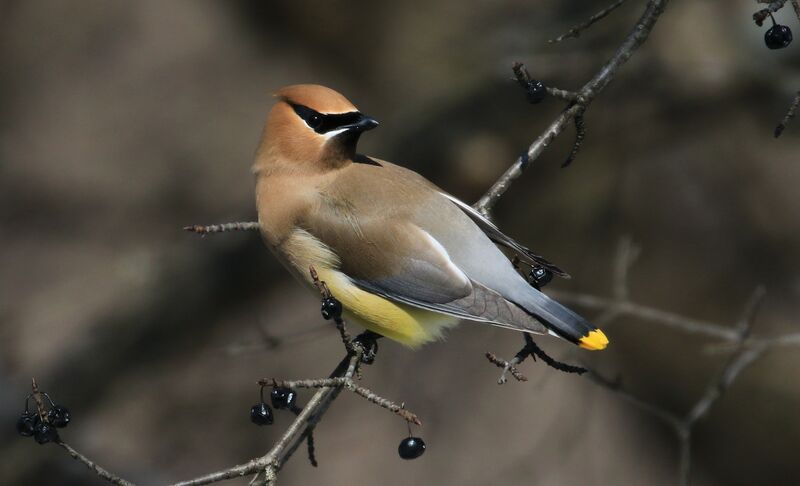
xmin=322 ymin=127 xmax=349 ymax=139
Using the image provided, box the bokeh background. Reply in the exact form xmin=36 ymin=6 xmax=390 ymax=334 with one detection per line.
xmin=2 ymin=1 xmax=800 ymax=485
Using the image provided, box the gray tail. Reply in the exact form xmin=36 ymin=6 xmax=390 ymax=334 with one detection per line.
xmin=513 ymin=288 xmax=608 ymax=350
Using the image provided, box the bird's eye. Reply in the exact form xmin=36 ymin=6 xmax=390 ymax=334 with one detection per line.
xmin=308 ymin=114 xmax=323 ymax=129
xmin=289 ymin=104 xmax=326 ymax=132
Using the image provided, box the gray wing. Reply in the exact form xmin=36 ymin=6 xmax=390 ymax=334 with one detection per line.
xmin=340 ymin=222 xmax=547 ymax=334
xmin=440 ymin=193 xmax=569 ymax=278
xmin=353 ymin=276 xmax=547 ymax=334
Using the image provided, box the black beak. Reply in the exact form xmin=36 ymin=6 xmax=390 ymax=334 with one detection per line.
xmin=344 ymin=114 xmax=379 ymax=133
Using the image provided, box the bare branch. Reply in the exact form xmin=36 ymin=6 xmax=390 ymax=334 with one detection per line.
xmin=549 ymin=0 xmax=629 ymax=43
xmin=550 ymin=291 xmax=740 ymax=340
xmin=475 ymin=0 xmax=670 ymax=215
xmin=578 ymin=249 xmax=774 ymax=486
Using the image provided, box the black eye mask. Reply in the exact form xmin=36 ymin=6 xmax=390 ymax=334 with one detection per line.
xmin=290 ymin=103 xmax=364 ymax=134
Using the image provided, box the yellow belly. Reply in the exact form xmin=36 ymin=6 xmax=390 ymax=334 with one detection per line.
xmin=317 ymin=268 xmax=459 ymax=347
xmin=278 ymin=228 xmax=458 ymax=347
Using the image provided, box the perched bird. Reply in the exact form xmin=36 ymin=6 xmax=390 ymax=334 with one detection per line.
xmin=253 ymin=84 xmax=608 ymax=350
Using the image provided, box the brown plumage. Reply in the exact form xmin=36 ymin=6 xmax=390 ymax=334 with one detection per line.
xmin=253 ymin=84 xmax=608 ymax=350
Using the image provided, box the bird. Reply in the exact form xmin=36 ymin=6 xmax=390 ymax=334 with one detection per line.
xmin=253 ymin=84 xmax=608 ymax=351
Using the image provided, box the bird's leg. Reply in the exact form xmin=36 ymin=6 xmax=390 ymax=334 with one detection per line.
xmin=351 ymin=331 xmax=381 ymax=365
xmin=522 ymin=334 xmax=587 ymax=375
xmin=486 ymin=333 xmax=587 ymax=383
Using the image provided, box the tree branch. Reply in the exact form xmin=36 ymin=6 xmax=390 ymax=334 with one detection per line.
xmin=169 ymin=355 xmax=358 ymax=486
xmin=549 ymin=0 xmax=629 ymax=43
xmin=475 ymin=0 xmax=670 ymax=216
xmin=167 ymin=269 xmax=412 ymax=486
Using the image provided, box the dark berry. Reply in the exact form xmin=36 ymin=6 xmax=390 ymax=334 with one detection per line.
xmin=526 ymin=80 xmax=547 ymax=104
xmin=320 ymin=297 xmax=342 ymax=320
xmin=528 ymin=266 xmax=553 ymax=288
xmin=47 ymin=405 xmax=71 ymax=428
xmin=398 ymin=436 xmax=426 ymax=460
xmin=250 ymin=402 xmax=274 ymax=426
xmin=765 ymin=24 xmax=793 ymax=49
xmin=16 ymin=412 xmax=36 ymax=437
xmin=353 ymin=332 xmax=379 ymax=364
xmin=270 ymin=387 xmax=297 ymax=410
xmin=33 ymin=421 xmax=59 ymax=444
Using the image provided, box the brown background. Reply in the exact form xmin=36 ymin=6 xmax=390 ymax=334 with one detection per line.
xmin=2 ymin=1 xmax=799 ymax=485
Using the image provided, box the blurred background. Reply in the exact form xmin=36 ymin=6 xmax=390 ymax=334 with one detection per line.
xmin=2 ymin=0 xmax=799 ymax=484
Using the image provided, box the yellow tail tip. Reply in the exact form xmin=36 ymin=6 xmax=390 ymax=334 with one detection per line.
xmin=579 ymin=329 xmax=609 ymax=350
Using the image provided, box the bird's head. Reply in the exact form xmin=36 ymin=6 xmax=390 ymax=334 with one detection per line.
xmin=256 ymin=84 xmax=379 ymax=173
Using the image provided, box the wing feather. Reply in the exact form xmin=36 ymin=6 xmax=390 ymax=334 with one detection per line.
xmin=440 ymin=192 xmax=569 ymax=278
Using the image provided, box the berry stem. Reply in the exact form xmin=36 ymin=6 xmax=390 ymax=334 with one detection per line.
xmin=30 ymin=378 xmax=47 ymax=423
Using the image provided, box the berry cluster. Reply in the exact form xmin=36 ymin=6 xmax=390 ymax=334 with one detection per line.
xmin=250 ymin=385 xmax=300 ymax=426
xmin=16 ymin=393 xmax=70 ymax=445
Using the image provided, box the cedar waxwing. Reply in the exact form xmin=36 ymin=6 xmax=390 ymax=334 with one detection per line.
xmin=253 ymin=84 xmax=608 ymax=350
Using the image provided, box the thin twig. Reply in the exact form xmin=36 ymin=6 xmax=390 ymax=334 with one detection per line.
xmin=550 ymin=0 xmax=629 ymax=43
xmin=183 ymin=222 xmax=260 ymax=236
xmin=561 ymin=105 xmax=586 ymax=168
xmin=753 ymin=0 xmax=790 ymax=25
xmin=549 ymin=292 xmax=740 ymax=340
xmin=485 ymin=351 xmax=529 ymax=383
xmin=30 ymin=378 xmax=46 ymax=423
xmin=611 ymin=236 xmax=639 ymax=301
xmin=774 ymin=91 xmax=800 ymax=138
xmin=511 ymin=61 xmax=579 ymax=102
xmin=56 ymin=441 xmax=136 ymax=486
xmin=260 ymin=378 xmax=421 ymax=425
xmin=305 ymin=430 xmax=318 ymax=467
